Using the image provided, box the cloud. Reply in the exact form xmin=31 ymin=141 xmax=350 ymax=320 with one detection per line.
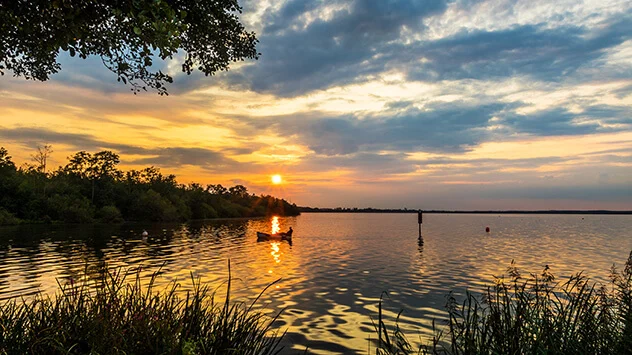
xmin=220 ymin=2 xmax=632 ymax=97
xmin=501 ymin=108 xmax=602 ymax=136
xmin=407 ymin=14 xmax=632 ymax=82
xmin=233 ymin=100 xmax=632 ymax=157
xmin=500 ymin=104 xmax=632 ymax=136
xmin=232 ymin=101 xmax=505 ymax=155
xmin=5 ymin=0 xmax=630 ymax=101
xmin=0 ymin=127 xmax=246 ymax=172
xmin=0 ymin=127 xmax=103 ymax=151
xmin=613 ymin=84 xmax=632 ymax=99
xmin=297 ymin=152 xmax=416 ymax=175
xmin=581 ymin=105 xmax=632 ymax=125
xmin=225 ymin=0 xmax=448 ymax=96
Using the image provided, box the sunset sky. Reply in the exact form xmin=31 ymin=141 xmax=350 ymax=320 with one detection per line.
xmin=1 ymin=0 xmax=631 ymax=210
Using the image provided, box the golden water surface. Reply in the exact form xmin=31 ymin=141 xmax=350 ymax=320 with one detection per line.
xmin=1 ymin=213 xmax=631 ymax=354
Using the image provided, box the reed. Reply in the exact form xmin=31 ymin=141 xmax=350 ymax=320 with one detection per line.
xmin=374 ymin=251 xmax=632 ymax=354
xmin=0 ymin=263 xmax=285 ymax=355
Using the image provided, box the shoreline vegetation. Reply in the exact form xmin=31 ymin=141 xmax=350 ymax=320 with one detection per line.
xmin=0 ymin=263 xmax=285 ymax=355
xmin=376 ymin=250 xmax=632 ymax=355
xmin=0 ymin=147 xmax=299 ymax=226
xmin=298 ymin=207 xmax=632 ymax=215
xmin=1 ymin=252 xmax=630 ymax=354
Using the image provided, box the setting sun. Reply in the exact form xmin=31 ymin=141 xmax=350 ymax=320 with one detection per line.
xmin=271 ymin=174 xmax=282 ymax=184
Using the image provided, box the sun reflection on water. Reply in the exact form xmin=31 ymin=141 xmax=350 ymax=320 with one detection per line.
xmin=271 ymin=216 xmax=280 ymax=234
xmin=270 ymin=242 xmax=281 ymax=264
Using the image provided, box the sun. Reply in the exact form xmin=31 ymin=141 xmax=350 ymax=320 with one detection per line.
xmin=271 ymin=174 xmax=282 ymax=184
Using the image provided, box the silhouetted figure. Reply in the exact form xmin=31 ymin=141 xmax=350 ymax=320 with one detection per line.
xmin=286 ymin=227 xmax=293 ymax=236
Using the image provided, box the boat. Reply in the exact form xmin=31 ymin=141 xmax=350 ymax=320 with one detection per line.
xmin=257 ymin=231 xmax=292 ymax=240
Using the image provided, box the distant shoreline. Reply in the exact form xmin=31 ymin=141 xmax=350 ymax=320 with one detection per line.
xmin=298 ymin=208 xmax=632 ymax=215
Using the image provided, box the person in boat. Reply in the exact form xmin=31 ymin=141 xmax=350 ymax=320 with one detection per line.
xmin=285 ymin=227 xmax=293 ymax=237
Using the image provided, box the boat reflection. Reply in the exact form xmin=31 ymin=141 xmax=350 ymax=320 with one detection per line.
xmin=257 ymin=236 xmax=292 ymax=246
xmin=256 ymin=216 xmax=292 ymax=245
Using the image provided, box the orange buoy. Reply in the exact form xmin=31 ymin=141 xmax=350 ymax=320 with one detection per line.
xmin=485 ymin=226 xmax=490 ymax=233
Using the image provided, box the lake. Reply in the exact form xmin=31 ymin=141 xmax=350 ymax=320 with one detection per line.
xmin=1 ymin=213 xmax=631 ymax=354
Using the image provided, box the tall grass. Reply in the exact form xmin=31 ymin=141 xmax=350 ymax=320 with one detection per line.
xmin=374 ymin=250 xmax=632 ymax=354
xmin=0 ymin=263 xmax=285 ymax=355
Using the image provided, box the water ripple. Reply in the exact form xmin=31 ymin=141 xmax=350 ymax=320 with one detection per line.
xmin=0 ymin=214 xmax=630 ymax=353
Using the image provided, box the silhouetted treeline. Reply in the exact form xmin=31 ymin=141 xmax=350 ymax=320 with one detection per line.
xmin=0 ymin=147 xmax=299 ymax=225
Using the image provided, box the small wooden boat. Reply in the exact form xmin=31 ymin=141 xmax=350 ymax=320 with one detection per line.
xmin=257 ymin=231 xmax=292 ymax=240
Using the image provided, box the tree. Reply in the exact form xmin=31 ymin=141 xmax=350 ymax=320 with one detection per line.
xmin=228 ymin=185 xmax=248 ymax=197
xmin=65 ymin=150 xmax=121 ymax=202
xmin=0 ymin=147 xmax=16 ymax=171
xmin=207 ymin=184 xmax=227 ymax=195
xmin=30 ymin=144 xmax=53 ymax=174
xmin=65 ymin=150 xmax=121 ymax=180
xmin=0 ymin=0 xmax=258 ymax=95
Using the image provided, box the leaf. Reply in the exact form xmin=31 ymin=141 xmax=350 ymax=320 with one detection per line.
xmin=133 ymin=27 xmax=141 ymax=35
xmin=69 ymin=48 xmax=76 ymax=57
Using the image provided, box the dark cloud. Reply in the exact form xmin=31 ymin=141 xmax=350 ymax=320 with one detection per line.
xmin=0 ymin=127 xmax=103 ymax=151
xmin=0 ymin=127 xmax=246 ymax=172
xmin=8 ymin=1 xmax=630 ymax=101
xmin=580 ymin=105 xmax=632 ymax=125
xmin=500 ymin=107 xmax=617 ymax=136
xmin=385 ymin=100 xmax=416 ymax=110
xmin=407 ymin=15 xmax=632 ymax=82
xmin=231 ymin=101 xmax=505 ymax=155
xmin=226 ymin=0 xmax=448 ymax=96
xmin=501 ymin=108 xmax=599 ymax=136
xmin=222 ymin=2 xmax=632 ymax=97
xmin=126 ymin=147 xmax=237 ymax=171
xmin=612 ymin=84 xmax=632 ymax=99
xmin=227 ymin=100 xmax=630 ymax=158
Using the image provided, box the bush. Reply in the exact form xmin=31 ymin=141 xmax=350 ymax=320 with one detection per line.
xmin=0 ymin=207 xmax=20 ymax=225
xmin=46 ymin=194 xmax=94 ymax=223
xmin=97 ymin=205 xmax=124 ymax=223
xmin=200 ymin=203 xmax=219 ymax=219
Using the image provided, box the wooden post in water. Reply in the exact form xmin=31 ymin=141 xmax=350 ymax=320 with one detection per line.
xmin=417 ymin=210 xmax=423 ymax=239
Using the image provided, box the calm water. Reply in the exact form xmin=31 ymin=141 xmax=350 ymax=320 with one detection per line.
xmin=1 ymin=213 xmax=631 ymax=354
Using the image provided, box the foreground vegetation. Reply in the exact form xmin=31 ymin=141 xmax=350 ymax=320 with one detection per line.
xmin=375 ymin=251 xmax=632 ymax=354
xmin=0 ymin=265 xmax=284 ymax=355
xmin=0 ymin=147 xmax=299 ymax=225
xmin=1 ymin=252 xmax=631 ymax=354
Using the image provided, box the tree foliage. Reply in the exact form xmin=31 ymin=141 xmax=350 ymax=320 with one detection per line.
xmin=0 ymin=0 xmax=259 ymax=94
xmin=0 ymin=147 xmax=299 ymax=224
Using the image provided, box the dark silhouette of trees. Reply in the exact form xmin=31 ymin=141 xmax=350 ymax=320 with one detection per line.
xmin=30 ymin=144 xmax=53 ymax=174
xmin=0 ymin=0 xmax=259 ymax=94
xmin=0 ymin=147 xmax=299 ymax=224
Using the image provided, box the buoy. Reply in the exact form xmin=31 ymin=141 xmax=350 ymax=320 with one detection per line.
xmin=485 ymin=226 xmax=490 ymax=233
xmin=141 ymin=230 xmax=148 ymax=237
